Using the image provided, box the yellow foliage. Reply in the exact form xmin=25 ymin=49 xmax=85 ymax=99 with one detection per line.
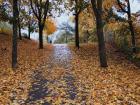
xmin=44 ymin=18 xmax=56 ymax=36
xmin=79 ymin=8 xmax=95 ymax=36
xmin=103 ymin=0 xmax=116 ymax=10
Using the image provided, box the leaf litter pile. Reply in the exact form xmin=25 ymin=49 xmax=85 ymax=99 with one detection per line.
xmin=0 ymin=34 xmax=140 ymax=105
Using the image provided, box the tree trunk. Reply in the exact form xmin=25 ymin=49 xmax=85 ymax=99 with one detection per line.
xmin=91 ymin=0 xmax=108 ymax=67
xmin=75 ymin=14 xmax=80 ymax=49
xmin=96 ymin=13 xmax=108 ymax=67
xmin=18 ymin=17 xmax=22 ymax=40
xmin=18 ymin=0 xmax=22 ymax=40
xmin=128 ymin=18 xmax=136 ymax=53
xmin=47 ymin=36 xmax=49 ymax=43
xmin=39 ymin=22 xmax=43 ymax=49
xmin=12 ymin=0 xmax=18 ymax=68
xmin=28 ymin=22 xmax=31 ymax=39
xmin=127 ymin=0 xmax=136 ymax=53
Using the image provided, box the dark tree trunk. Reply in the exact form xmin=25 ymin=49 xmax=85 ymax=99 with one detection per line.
xmin=18 ymin=17 xmax=22 ymax=40
xmin=128 ymin=17 xmax=136 ymax=53
xmin=117 ymin=0 xmax=136 ymax=53
xmin=12 ymin=0 xmax=18 ymax=68
xmin=47 ymin=36 xmax=49 ymax=43
xmin=91 ymin=0 xmax=108 ymax=67
xmin=127 ymin=0 xmax=136 ymax=53
xmin=28 ymin=22 xmax=31 ymax=39
xmin=75 ymin=14 xmax=80 ymax=49
xmin=96 ymin=14 xmax=108 ymax=67
xmin=18 ymin=0 xmax=22 ymax=40
xmin=39 ymin=22 xmax=43 ymax=49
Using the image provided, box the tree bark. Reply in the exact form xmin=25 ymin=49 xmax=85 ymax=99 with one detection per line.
xmin=127 ymin=0 xmax=136 ymax=53
xmin=128 ymin=17 xmax=136 ymax=53
xmin=96 ymin=14 xmax=108 ymax=67
xmin=91 ymin=0 xmax=108 ymax=67
xmin=39 ymin=22 xmax=43 ymax=49
xmin=75 ymin=14 xmax=80 ymax=49
xmin=28 ymin=22 xmax=31 ymax=39
xmin=18 ymin=0 xmax=22 ymax=40
xmin=12 ymin=0 xmax=18 ymax=68
xmin=18 ymin=17 xmax=22 ymax=40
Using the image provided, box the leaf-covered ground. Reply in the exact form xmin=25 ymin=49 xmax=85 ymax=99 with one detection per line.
xmin=0 ymin=34 xmax=140 ymax=105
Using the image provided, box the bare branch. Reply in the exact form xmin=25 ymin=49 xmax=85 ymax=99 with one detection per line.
xmin=30 ymin=0 xmax=39 ymax=19
xmin=117 ymin=0 xmax=128 ymax=13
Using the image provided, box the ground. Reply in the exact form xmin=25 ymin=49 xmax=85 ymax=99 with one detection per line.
xmin=0 ymin=35 xmax=140 ymax=105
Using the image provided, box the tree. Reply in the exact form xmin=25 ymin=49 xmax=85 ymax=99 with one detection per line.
xmin=74 ymin=0 xmax=80 ymax=48
xmin=18 ymin=0 xmax=35 ymax=40
xmin=91 ymin=0 xmax=108 ymax=67
xmin=70 ymin=0 xmax=89 ymax=48
xmin=28 ymin=8 xmax=31 ymax=39
xmin=58 ymin=21 xmax=75 ymax=43
xmin=117 ymin=0 xmax=136 ymax=53
xmin=12 ymin=0 xmax=18 ymax=68
xmin=18 ymin=0 xmax=22 ymax=40
xmin=44 ymin=17 xmax=56 ymax=42
xmin=44 ymin=17 xmax=56 ymax=36
xmin=30 ymin=0 xmax=50 ymax=49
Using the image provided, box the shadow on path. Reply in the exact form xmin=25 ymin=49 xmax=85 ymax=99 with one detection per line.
xmin=25 ymin=44 xmax=78 ymax=104
xmin=63 ymin=73 xmax=77 ymax=100
xmin=25 ymin=71 xmax=51 ymax=104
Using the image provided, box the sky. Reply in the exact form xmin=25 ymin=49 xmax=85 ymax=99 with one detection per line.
xmin=130 ymin=0 xmax=140 ymax=13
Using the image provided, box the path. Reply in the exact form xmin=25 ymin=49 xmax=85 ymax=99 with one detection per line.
xmin=25 ymin=44 xmax=82 ymax=105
